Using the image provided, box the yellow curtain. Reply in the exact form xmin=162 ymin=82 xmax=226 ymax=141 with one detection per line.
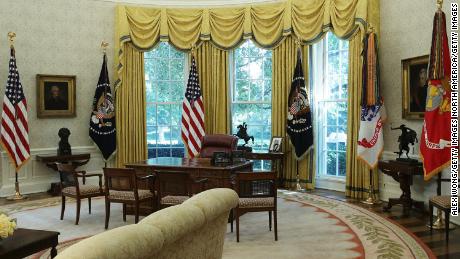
xmin=272 ymin=37 xmax=314 ymax=189
xmin=195 ymin=42 xmax=230 ymax=134
xmin=115 ymin=0 xmax=371 ymax=53
xmin=344 ymin=30 xmax=378 ymax=198
xmin=115 ymin=43 xmax=147 ymax=167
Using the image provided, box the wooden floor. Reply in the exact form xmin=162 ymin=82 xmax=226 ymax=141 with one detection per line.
xmin=1 ymin=189 xmax=459 ymax=258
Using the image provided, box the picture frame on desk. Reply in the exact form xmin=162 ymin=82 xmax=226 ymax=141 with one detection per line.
xmin=269 ymin=136 xmax=283 ymax=153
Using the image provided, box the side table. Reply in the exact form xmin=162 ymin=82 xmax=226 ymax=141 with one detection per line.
xmin=36 ymin=153 xmax=91 ymax=195
xmin=0 ymin=228 xmax=60 ymax=258
xmin=244 ymin=151 xmax=285 ymax=185
xmin=379 ymin=160 xmax=425 ymax=216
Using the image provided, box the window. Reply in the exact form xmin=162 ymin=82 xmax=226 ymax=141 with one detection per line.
xmin=145 ymin=43 xmax=187 ymax=158
xmin=231 ymin=41 xmax=272 ymax=169
xmin=312 ymin=32 xmax=349 ymax=178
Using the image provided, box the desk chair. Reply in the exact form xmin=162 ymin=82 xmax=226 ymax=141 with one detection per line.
xmin=199 ymin=134 xmax=238 ymax=158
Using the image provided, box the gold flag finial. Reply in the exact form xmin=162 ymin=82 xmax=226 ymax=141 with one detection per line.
xmin=101 ymin=40 xmax=109 ymax=54
xmin=8 ymin=32 xmax=16 ymax=47
xmin=437 ymin=0 xmax=443 ymax=10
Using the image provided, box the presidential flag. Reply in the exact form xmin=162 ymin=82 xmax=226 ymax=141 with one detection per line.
xmin=287 ymin=49 xmax=313 ymax=159
xmin=357 ymin=32 xmax=386 ymax=168
xmin=0 ymin=47 xmax=30 ymax=169
xmin=181 ymin=56 xmax=205 ymax=157
xmin=89 ymin=54 xmax=116 ymax=161
xmin=420 ymin=9 xmax=452 ymax=180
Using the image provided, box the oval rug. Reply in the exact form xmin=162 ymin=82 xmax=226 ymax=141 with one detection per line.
xmin=23 ymin=191 xmax=435 ymax=259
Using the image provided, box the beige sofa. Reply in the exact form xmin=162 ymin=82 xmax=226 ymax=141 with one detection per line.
xmin=56 ymin=188 xmax=238 ymax=259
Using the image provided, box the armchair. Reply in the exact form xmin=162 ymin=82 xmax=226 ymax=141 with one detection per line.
xmin=57 ymin=163 xmax=104 ymax=225
xmin=103 ymin=168 xmax=156 ymax=229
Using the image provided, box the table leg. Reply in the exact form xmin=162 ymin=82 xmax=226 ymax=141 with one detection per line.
xmin=51 ymin=245 xmax=57 ymax=258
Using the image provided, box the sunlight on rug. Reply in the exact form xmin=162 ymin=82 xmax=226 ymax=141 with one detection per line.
xmin=5 ymin=191 xmax=435 ymax=259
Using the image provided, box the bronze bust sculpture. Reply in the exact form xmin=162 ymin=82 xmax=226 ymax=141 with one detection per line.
xmin=57 ymin=128 xmax=72 ymax=156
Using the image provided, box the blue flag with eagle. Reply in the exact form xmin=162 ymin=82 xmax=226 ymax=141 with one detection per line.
xmin=89 ymin=54 xmax=116 ymax=161
xmin=287 ymin=49 xmax=313 ymax=159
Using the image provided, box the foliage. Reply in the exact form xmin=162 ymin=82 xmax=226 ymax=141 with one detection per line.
xmin=0 ymin=213 xmax=16 ymax=239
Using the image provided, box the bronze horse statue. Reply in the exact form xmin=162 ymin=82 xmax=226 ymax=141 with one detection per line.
xmin=234 ymin=122 xmax=254 ymax=146
xmin=391 ymin=124 xmax=418 ymax=159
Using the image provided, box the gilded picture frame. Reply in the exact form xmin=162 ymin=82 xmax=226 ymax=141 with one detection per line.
xmin=37 ymin=74 xmax=76 ymax=118
xmin=401 ymin=55 xmax=429 ymax=120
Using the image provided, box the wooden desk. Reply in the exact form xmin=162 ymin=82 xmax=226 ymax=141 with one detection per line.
xmin=0 ymin=228 xmax=59 ymax=259
xmin=126 ymin=157 xmax=253 ymax=214
xmin=379 ymin=160 xmax=424 ymax=216
xmin=36 ymin=153 xmax=91 ymax=171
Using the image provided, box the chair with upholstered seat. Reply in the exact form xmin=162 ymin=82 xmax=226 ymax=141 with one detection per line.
xmin=199 ymin=134 xmax=238 ymax=158
xmin=156 ymin=170 xmax=208 ymax=209
xmin=103 ymin=167 xmax=155 ymax=229
xmin=57 ymin=163 xmax=104 ymax=225
xmin=429 ymin=195 xmax=457 ymax=243
xmin=233 ymin=171 xmax=277 ymax=242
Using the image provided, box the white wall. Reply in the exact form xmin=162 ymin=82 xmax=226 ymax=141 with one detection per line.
xmin=379 ymin=0 xmax=457 ymax=223
xmin=0 ymin=0 xmax=116 ymax=196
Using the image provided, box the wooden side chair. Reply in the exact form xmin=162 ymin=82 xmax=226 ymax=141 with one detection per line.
xmin=429 ymin=195 xmax=457 ymax=243
xmin=233 ymin=171 xmax=277 ymax=242
xmin=57 ymin=163 xmax=104 ymax=225
xmin=156 ymin=170 xmax=208 ymax=209
xmin=103 ymin=168 xmax=155 ymax=229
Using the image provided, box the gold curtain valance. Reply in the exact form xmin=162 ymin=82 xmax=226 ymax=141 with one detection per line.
xmin=116 ymin=0 xmax=375 ymax=51
xmin=115 ymin=0 xmax=377 ymax=88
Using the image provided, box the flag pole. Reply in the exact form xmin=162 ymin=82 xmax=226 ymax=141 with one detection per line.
xmin=6 ymin=171 xmax=27 ymax=200
xmin=5 ymin=32 xmax=27 ymax=201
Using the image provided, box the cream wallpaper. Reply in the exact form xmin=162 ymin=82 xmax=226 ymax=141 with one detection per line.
xmin=380 ymin=0 xmax=454 ymax=154
xmin=379 ymin=0 xmax=457 ymax=223
xmin=0 ymin=0 xmax=115 ymax=195
xmin=0 ymin=0 xmax=115 ymax=150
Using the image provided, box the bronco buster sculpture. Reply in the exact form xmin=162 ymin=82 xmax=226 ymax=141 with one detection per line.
xmin=234 ymin=122 xmax=254 ymax=152
xmin=391 ymin=124 xmax=419 ymax=163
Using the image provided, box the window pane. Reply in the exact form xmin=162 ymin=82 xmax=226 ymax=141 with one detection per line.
xmin=171 ymin=59 xmax=185 ymax=80
xmin=314 ymin=33 xmax=349 ymax=178
xmin=326 ymin=151 xmax=337 ymax=176
xmin=145 ymin=43 xmax=186 ymax=158
xmin=250 ymin=80 xmax=263 ymax=101
xmin=235 ymin=80 xmax=249 ymax=101
xmin=146 ymin=105 xmax=157 ymax=126
xmin=338 ymin=152 xmax=346 ymax=176
xmin=232 ymin=41 xmax=272 ymax=151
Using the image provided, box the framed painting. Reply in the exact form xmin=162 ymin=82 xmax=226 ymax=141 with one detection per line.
xmin=37 ymin=74 xmax=76 ymax=118
xmin=401 ymin=55 xmax=429 ymax=120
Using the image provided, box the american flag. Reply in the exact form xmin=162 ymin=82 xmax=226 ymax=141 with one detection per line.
xmin=181 ymin=56 xmax=205 ymax=157
xmin=0 ymin=47 xmax=30 ymax=169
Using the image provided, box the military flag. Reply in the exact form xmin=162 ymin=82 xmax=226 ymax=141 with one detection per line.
xmin=287 ymin=49 xmax=313 ymax=159
xmin=89 ymin=54 xmax=116 ymax=161
xmin=357 ymin=32 xmax=386 ymax=168
xmin=420 ymin=9 xmax=452 ymax=180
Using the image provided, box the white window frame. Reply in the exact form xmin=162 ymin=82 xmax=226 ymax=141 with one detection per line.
xmin=312 ymin=33 xmax=349 ymax=190
xmin=145 ymin=43 xmax=189 ymax=158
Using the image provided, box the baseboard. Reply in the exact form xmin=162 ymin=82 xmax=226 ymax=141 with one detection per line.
xmin=0 ymin=146 xmax=108 ymax=197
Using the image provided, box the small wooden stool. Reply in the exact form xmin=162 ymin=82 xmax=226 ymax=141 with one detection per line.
xmin=429 ymin=195 xmax=452 ymax=243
